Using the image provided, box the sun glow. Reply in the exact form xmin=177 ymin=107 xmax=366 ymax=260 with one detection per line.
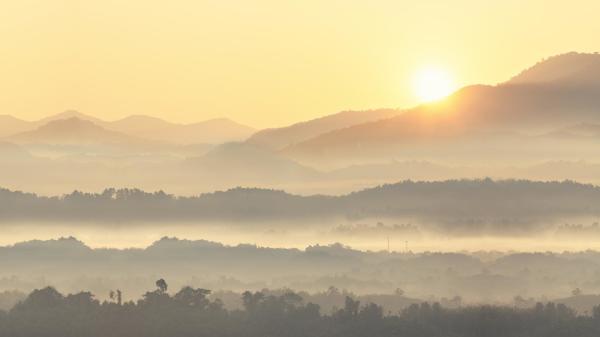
xmin=413 ymin=67 xmax=456 ymax=103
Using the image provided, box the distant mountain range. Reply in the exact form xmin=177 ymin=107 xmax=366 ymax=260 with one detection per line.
xmin=105 ymin=115 xmax=256 ymax=145
xmin=509 ymin=52 xmax=600 ymax=85
xmin=246 ymin=109 xmax=401 ymax=150
xmin=0 ymin=110 xmax=256 ymax=145
xmin=3 ymin=52 xmax=600 ymax=158
xmin=244 ymin=52 xmax=600 ymax=165
xmin=1 ymin=179 xmax=600 ymax=234
xmin=2 ymin=52 xmax=600 ymax=194
xmin=185 ymin=142 xmax=319 ymax=183
xmin=6 ymin=236 xmax=600 ymax=304
xmin=9 ymin=118 xmax=143 ymax=146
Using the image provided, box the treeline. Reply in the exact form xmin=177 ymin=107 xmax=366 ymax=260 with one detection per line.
xmin=2 ymin=282 xmax=600 ymax=337
xmin=1 ymin=179 xmax=600 ymax=227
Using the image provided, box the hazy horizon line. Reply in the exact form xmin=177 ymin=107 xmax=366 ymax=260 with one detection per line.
xmin=2 ymin=110 xmax=259 ymax=129
xmin=4 ymin=235 xmax=600 ymax=255
xmin=2 ymin=176 xmax=596 ymax=198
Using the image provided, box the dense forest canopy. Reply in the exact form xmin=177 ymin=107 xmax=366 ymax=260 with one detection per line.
xmin=1 ymin=179 xmax=600 ymax=231
xmin=1 ymin=284 xmax=600 ymax=337
xmin=3 ymin=237 xmax=600 ymax=310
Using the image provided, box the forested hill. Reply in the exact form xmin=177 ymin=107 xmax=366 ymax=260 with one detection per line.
xmin=1 ymin=179 xmax=600 ymax=227
xmin=2 ymin=285 xmax=600 ymax=337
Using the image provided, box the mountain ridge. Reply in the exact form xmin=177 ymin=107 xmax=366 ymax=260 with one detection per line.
xmin=246 ymin=109 xmax=401 ymax=150
xmin=281 ymin=53 xmax=600 ymax=165
xmin=1 ymin=179 xmax=599 ymax=233
xmin=507 ymin=52 xmax=600 ymax=85
xmin=7 ymin=117 xmax=144 ymax=146
xmin=0 ymin=112 xmax=256 ymax=145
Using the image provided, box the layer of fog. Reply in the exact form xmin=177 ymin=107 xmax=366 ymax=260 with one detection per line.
xmin=3 ymin=133 xmax=600 ymax=196
xmin=3 ymin=234 xmax=600 ymax=314
xmin=3 ymin=220 xmax=600 ymax=251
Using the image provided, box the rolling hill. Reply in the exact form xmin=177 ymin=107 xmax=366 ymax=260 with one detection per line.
xmin=185 ymin=142 xmax=319 ymax=182
xmin=8 ymin=117 xmax=141 ymax=146
xmin=282 ymin=53 xmax=600 ymax=165
xmin=0 ymin=111 xmax=255 ymax=145
xmin=0 ymin=115 xmax=34 ymax=138
xmin=1 ymin=179 xmax=600 ymax=232
xmin=246 ymin=109 xmax=401 ymax=150
xmin=36 ymin=110 xmax=106 ymax=126
xmin=108 ymin=115 xmax=256 ymax=144
xmin=508 ymin=52 xmax=600 ymax=85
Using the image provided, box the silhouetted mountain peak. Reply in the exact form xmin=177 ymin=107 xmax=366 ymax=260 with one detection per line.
xmin=508 ymin=52 xmax=600 ymax=85
xmin=9 ymin=117 xmax=137 ymax=145
xmin=40 ymin=117 xmax=101 ymax=131
xmin=39 ymin=110 xmax=104 ymax=124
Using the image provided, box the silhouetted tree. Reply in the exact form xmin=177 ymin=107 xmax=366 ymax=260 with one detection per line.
xmin=156 ymin=279 xmax=168 ymax=294
xmin=2 ymin=286 xmax=600 ymax=337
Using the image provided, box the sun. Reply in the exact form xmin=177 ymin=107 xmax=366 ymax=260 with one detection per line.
xmin=413 ymin=67 xmax=455 ymax=103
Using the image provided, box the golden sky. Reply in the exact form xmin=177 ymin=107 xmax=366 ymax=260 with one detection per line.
xmin=1 ymin=0 xmax=600 ymax=127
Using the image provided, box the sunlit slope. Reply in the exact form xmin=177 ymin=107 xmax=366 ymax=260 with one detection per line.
xmin=509 ymin=52 xmax=600 ymax=85
xmin=282 ymin=53 xmax=600 ymax=165
xmin=246 ymin=109 xmax=401 ymax=150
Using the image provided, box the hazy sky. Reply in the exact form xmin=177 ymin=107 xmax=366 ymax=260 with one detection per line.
xmin=2 ymin=0 xmax=600 ymax=127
